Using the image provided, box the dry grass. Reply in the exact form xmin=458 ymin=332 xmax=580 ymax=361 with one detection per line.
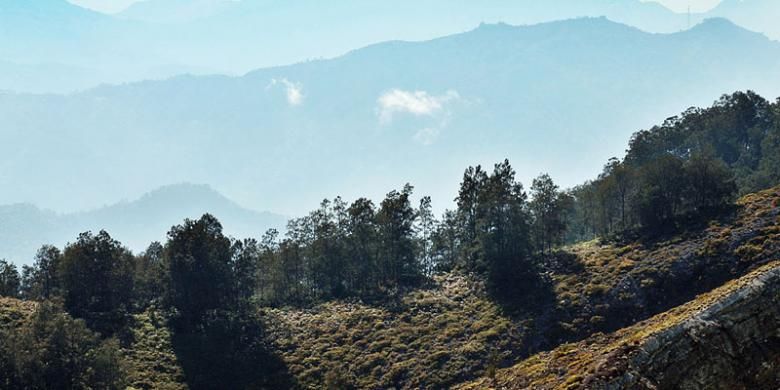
xmin=262 ymin=273 xmax=525 ymax=389
xmin=458 ymin=261 xmax=780 ymax=390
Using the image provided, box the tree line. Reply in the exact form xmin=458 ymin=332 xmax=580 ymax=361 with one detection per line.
xmin=565 ymin=91 xmax=780 ymax=240
xmin=1 ymin=92 xmax=777 ymax=309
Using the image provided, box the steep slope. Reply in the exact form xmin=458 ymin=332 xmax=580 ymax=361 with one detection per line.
xmin=458 ymin=261 xmax=780 ymax=389
xmin=3 ymin=18 xmax=780 ymax=216
xmin=248 ymin=186 xmax=780 ymax=388
xmin=0 ymin=184 xmax=286 ymax=266
xmin=262 ymin=274 xmax=523 ymax=389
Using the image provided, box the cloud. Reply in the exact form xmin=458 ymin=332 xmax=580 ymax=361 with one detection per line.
xmin=413 ymin=127 xmax=441 ymax=146
xmin=268 ymin=78 xmax=304 ymax=106
xmin=377 ymin=89 xmax=460 ymax=123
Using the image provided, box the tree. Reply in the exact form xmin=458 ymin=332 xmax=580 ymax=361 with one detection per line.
xmin=232 ymin=238 xmax=261 ymax=307
xmin=529 ymin=173 xmax=567 ymax=253
xmin=345 ymin=198 xmax=379 ymax=295
xmin=456 ymin=165 xmax=488 ymax=270
xmin=431 ymin=210 xmax=459 ymax=272
xmin=377 ymin=184 xmax=420 ymax=287
xmin=256 ymin=229 xmax=282 ymax=305
xmin=476 ymin=160 xmax=534 ymax=294
xmin=605 ymin=158 xmax=635 ymax=230
xmin=307 ymin=199 xmax=347 ymax=298
xmin=683 ymin=152 xmax=737 ymax=213
xmin=59 ymin=231 xmax=134 ymax=335
xmin=164 ymin=214 xmax=234 ymax=329
xmin=417 ymin=196 xmax=437 ymax=277
xmin=133 ymin=242 xmax=165 ymax=309
xmin=636 ymin=155 xmax=687 ymax=231
xmin=0 ymin=301 xmax=126 ymax=389
xmin=20 ymin=246 xmax=61 ymax=300
xmin=567 ymin=182 xmax=600 ymax=242
xmin=752 ymin=122 xmax=780 ymax=189
xmin=0 ymin=260 xmax=21 ymax=298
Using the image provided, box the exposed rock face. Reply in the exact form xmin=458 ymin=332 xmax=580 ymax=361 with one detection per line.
xmin=600 ymin=265 xmax=780 ymax=389
xmin=457 ymin=263 xmax=780 ymax=390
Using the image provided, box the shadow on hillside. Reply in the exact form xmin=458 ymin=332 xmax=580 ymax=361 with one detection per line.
xmin=170 ymin=313 xmax=297 ymax=390
xmin=606 ymin=205 xmax=740 ymax=248
xmin=488 ymin=267 xmax=558 ymax=319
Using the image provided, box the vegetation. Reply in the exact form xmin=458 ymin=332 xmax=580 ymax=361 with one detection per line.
xmin=0 ymin=91 xmax=777 ymax=388
xmin=0 ymin=300 xmax=126 ymax=389
xmin=458 ymin=260 xmax=780 ymax=390
xmin=567 ymin=91 xmax=780 ymax=240
xmin=263 ymin=274 xmax=523 ymax=389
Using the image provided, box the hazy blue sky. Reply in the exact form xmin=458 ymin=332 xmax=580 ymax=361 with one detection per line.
xmin=70 ymin=0 xmax=724 ymax=14
xmin=647 ymin=0 xmax=722 ymax=12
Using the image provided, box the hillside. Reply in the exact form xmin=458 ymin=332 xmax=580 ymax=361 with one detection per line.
xmin=0 ymin=185 xmax=778 ymax=388
xmin=0 ymin=184 xmax=285 ymax=266
xmin=4 ymin=18 xmax=780 ymax=216
xmin=111 ymin=185 xmax=778 ymax=389
xmin=458 ymin=261 xmax=780 ymax=389
xmin=248 ymin=186 xmax=780 ymax=388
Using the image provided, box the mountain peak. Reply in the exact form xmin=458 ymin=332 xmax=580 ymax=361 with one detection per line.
xmin=681 ymin=17 xmax=769 ymax=41
xmin=134 ymin=183 xmax=226 ymax=206
xmin=697 ymin=17 xmax=740 ymax=28
xmin=689 ymin=17 xmax=746 ymax=34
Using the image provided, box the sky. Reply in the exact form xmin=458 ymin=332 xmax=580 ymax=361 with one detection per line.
xmin=71 ymin=0 xmax=725 ymax=15
xmin=645 ymin=0 xmax=723 ymax=12
xmin=69 ymin=0 xmax=138 ymax=13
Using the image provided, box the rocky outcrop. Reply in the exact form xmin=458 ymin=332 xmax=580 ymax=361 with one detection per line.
xmin=598 ymin=265 xmax=780 ymax=389
xmin=457 ymin=262 xmax=780 ymax=390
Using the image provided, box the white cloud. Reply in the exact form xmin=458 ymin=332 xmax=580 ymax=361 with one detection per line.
xmin=377 ymin=89 xmax=460 ymax=123
xmin=268 ymin=78 xmax=304 ymax=106
xmin=413 ymin=127 xmax=441 ymax=146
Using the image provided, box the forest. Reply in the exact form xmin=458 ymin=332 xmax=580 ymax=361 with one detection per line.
xmin=0 ymin=91 xmax=778 ymax=388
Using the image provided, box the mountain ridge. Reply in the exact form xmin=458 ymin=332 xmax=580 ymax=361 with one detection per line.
xmin=4 ymin=1 xmax=780 ymax=94
xmin=0 ymin=183 xmax=286 ymax=266
xmin=3 ymin=17 xmax=779 ymax=218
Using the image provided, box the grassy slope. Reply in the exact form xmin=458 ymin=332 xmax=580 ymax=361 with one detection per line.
xmin=457 ymin=260 xmax=780 ymax=389
xmin=258 ymin=186 xmax=780 ymax=389
xmin=262 ymin=274 xmax=523 ymax=389
xmin=540 ymin=186 xmax=780 ymax=343
xmin=0 ymin=297 xmax=35 ymax=330
xmin=123 ymin=310 xmax=188 ymax=390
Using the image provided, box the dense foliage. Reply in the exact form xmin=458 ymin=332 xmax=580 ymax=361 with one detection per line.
xmin=567 ymin=91 xmax=780 ymax=240
xmin=0 ymin=301 xmax=126 ymax=390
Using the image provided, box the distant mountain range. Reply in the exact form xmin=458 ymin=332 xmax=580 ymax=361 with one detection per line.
xmin=2 ymin=0 xmax=780 ymax=93
xmin=2 ymin=17 xmax=779 ymax=217
xmin=0 ymin=184 xmax=286 ymax=266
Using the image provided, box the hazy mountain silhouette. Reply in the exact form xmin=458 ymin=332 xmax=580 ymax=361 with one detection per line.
xmin=2 ymin=18 xmax=779 ymax=218
xmin=0 ymin=184 xmax=286 ymax=266
xmin=3 ymin=0 xmax=779 ymax=94
xmin=704 ymin=0 xmax=780 ymax=39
